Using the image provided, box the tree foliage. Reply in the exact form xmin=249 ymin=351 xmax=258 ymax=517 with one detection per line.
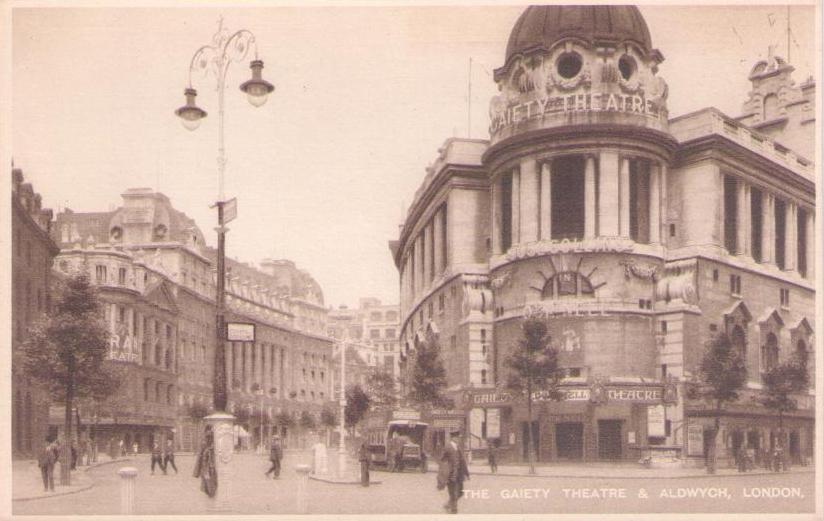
xmin=186 ymin=402 xmax=210 ymax=420
xmin=299 ymin=410 xmax=316 ymax=430
xmin=275 ymin=412 xmax=295 ymax=428
xmin=685 ymin=332 xmax=747 ymax=474
xmin=761 ymin=348 xmax=809 ymax=424
xmin=345 ymin=384 xmax=371 ymax=429
xmin=504 ymin=318 xmax=563 ymax=474
xmin=20 ymin=273 xmax=122 ymax=485
xmin=320 ymin=407 xmax=338 ymax=428
xmin=365 ymin=367 xmax=397 ymax=409
xmin=407 ymin=332 xmax=454 ymax=409
xmin=234 ymin=407 xmax=251 ymax=425
xmin=505 ymin=319 xmax=564 ymax=398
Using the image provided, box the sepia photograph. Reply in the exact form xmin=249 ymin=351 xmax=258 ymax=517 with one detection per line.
xmin=2 ymin=1 xmax=820 ymax=518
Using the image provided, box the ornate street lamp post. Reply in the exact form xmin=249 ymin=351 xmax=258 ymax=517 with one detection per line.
xmin=175 ymin=18 xmax=274 ymax=506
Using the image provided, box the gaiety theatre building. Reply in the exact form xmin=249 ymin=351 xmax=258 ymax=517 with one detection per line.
xmin=391 ymin=6 xmax=815 ymax=467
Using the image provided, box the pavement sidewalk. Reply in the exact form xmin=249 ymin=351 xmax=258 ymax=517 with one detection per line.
xmin=459 ymin=461 xmax=815 ymax=479
xmin=12 ymin=454 xmax=133 ymax=502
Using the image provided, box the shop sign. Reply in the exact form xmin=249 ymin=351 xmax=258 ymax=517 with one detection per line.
xmin=608 ymin=388 xmax=662 ymax=403
xmin=490 ymin=93 xmax=666 ymax=135
xmin=392 ymin=409 xmax=421 ymax=421
xmin=109 ymin=332 xmax=140 ymax=363
xmin=430 ymin=409 xmax=464 ymax=417
xmin=472 ymin=391 xmax=513 ymax=406
xmin=647 ymin=405 xmax=666 ymax=437
xmin=687 ymin=424 xmax=704 ymax=457
xmin=227 ymin=322 xmax=255 ymax=342
xmin=433 ymin=418 xmax=463 ymax=430
xmin=524 ymin=300 xmax=611 ymax=319
xmin=504 ymin=237 xmax=634 ymax=263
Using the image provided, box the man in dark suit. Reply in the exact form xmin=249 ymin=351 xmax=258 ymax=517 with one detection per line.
xmin=150 ymin=441 xmax=164 ymax=475
xmin=163 ymin=440 xmax=178 ymax=474
xmin=440 ymin=430 xmax=469 ymax=514
xmin=265 ymin=435 xmax=283 ymax=479
xmin=37 ymin=439 xmax=56 ymax=492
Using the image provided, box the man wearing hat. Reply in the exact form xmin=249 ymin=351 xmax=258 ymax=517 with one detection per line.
xmin=265 ymin=434 xmax=283 ymax=479
xmin=439 ymin=430 xmax=470 ymax=514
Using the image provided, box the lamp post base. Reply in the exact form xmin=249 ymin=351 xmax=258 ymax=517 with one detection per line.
xmin=205 ymin=413 xmax=235 ymax=512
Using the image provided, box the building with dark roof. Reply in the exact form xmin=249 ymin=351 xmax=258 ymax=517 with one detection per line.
xmin=12 ymin=166 xmax=60 ymax=459
xmin=392 ymin=5 xmax=814 ymax=467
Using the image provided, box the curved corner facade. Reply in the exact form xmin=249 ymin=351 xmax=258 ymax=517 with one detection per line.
xmin=393 ymin=5 xmax=815 ymax=467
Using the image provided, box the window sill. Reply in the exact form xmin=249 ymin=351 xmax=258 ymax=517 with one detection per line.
xmin=731 ymin=293 xmax=743 ymax=299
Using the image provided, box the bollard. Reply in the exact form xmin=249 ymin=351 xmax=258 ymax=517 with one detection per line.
xmin=117 ymin=467 xmax=138 ymax=515
xmin=295 ymin=464 xmax=311 ymax=514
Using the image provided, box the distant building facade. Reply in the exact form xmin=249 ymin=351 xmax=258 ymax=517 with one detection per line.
xmin=11 ymin=167 xmax=59 ymax=459
xmin=327 ymin=297 xmax=401 ymax=377
xmin=52 ymin=189 xmax=334 ymax=451
xmin=392 ymin=6 xmax=815 ymax=467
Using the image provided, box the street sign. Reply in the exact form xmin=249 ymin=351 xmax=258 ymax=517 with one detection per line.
xmin=223 ymin=198 xmax=238 ymax=224
xmin=226 ymin=322 xmax=255 ymax=342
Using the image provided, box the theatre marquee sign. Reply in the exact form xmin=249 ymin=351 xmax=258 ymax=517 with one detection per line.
xmin=471 ymin=384 xmax=675 ymax=407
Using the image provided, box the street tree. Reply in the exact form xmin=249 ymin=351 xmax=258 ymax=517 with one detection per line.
xmin=505 ymin=318 xmax=564 ymax=475
xmin=365 ymin=367 xmax=398 ymax=409
xmin=20 ymin=273 xmax=122 ymax=485
xmin=685 ymin=332 xmax=747 ymax=474
xmin=320 ymin=407 xmax=338 ymax=445
xmin=345 ymin=384 xmax=371 ymax=435
xmin=761 ymin=348 xmax=810 ymax=450
xmin=407 ymin=331 xmax=454 ymax=409
xmin=299 ymin=410 xmax=316 ymax=431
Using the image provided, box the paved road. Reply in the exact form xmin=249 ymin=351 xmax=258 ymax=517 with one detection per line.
xmin=13 ymin=453 xmax=815 ymax=515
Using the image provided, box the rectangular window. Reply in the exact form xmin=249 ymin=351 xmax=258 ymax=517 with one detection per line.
xmin=370 ymin=329 xmax=380 ymax=339
xmin=775 ymin=198 xmax=786 ymax=269
xmin=438 ymin=294 xmax=445 ymax=312
xmin=440 ymin=204 xmax=448 ymax=272
xmin=661 ymin=364 xmax=667 ymax=379
xmin=500 ymin=172 xmax=513 ymax=251
xmin=95 ymin=265 xmax=107 ymax=284
xmin=551 ymin=156 xmax=586 ymax=240
xmin=723 ymin=175 xmax=738 ymax=253
xmin=729 ymin=274 xmax=742 ymax=295
xmin=797 ymin=207 xmax=807 ymax=277
xmin=385 ymin=328 xmax=395 ymax=339
xmin=118 ymin=267 xmax=127 ymax=285
xmin=660 ymin=321 xmax=667 ymax=333
xmin=780 ymin=288 xmax=790 ymax=307
xmin=450 ymin=335 xmax=456 ymax=350
xmin=629 ymin=159 xmax=651 ymax=244
xmin=750 ymin=187 xmax=763 ymax=262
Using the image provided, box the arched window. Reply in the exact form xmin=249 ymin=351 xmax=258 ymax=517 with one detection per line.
xmin=541 ymin=271 xmax=595 ymax=299
xmin=761 ymin=332 xmax=779 ymax=373
xmin=796 ymin=339 xmax=808 ymax=365
xmin=481 ymin=369 xmax=487 ymax=385
xmin=731 ymin=325 xmax=746 ymax=357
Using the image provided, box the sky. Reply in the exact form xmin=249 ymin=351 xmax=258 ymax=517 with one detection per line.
xmin=8 ymin=2 xmax=817 ymax=310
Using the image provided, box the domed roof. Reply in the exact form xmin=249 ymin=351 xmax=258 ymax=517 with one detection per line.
xmin=499 ymin=5 xmax=653 ymax=75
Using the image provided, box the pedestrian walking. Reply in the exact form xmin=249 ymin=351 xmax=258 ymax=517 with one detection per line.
xmin=163 ymin=440 xmax=178 ymax=474
xmin=487 ymin=439 xmax=498 ymax=474
xmin=150 ymin=441 xmax=165 ymax=475
xmin=70 ymin=443 xmax=78 ymax=470
xmin=37 ymin=439 xmax=56 ymax=492
xmin=118 ymin=439 xmax=125 ymax=458
xmin=358 ymin=441 xmax=370 ymax=487
xmin=132 ymin=442 xmax=139 ymax=455
xmin=265 ymin=435 xmax=283 ymax=479
xmin=193 ymin=426 xmax=217 ymax=497
xmin=438 ymin=430 xmax=469 ymax=514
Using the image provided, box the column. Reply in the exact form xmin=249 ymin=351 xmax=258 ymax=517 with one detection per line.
xmin=649 ymin=162 xmax=661 ymax=244
xmin=421 ymin=227 xmax=429 ymax=287
xmin=763 ymin=193 xmax=775 ymax=264
xmin=584 ymin=156 xmax=597 ymax=239
xmin=433 ymin=207 xmax=444 ymax=276
xmin=263 ymin=343 xmax=271 ymax=395
xmin=416 ymin=235 xmax=424 ymax=295
xmin=257 ymin=342 xmax=264 ymax=389
xmin=805 ymin=212 xmax=815 ymax=281
xmin=785 ymin=202 xmax=797 ymax=272
xmin=736 ymin=181 xmax=750 ymax=256
xmin=226 ymin=341 xmax=234 ymax=393
xmin=244 ymin=343 xmax=252 ymax=393
xmin=519 ymin=159 xmax=539 ymax=243
xmin=599 ymin=152 xmax=620 ymax=236
xmin=539 ymin=162 xmax=551 ymax=240
xmin=491 ymin=179 xmax=501 ymax=253
xmin=619 ymin=158 xmax=630 ymax=237
xmin=511 ymin=167 xmax=521 ymax=244
xmin=660 ymin=163 xmax=668 ymax=245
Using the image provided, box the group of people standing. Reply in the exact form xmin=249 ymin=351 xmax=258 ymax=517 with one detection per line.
xmin=150 ymin=440 xmax=178 ymax=475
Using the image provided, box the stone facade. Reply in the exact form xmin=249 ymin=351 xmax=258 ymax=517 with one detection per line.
xmin=11 ymin=167 xmax=59 ymax=459
xmin=392 ymin=5 xmax=815 ymax=467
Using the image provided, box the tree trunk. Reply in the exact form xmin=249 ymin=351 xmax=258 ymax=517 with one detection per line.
xmin=527 ymin=378 xmax=535 ymax=475
xmin=707 ymin=401 xmax=721 ymax=475
xmin=62 ymin=367 xmax=75 ymax=486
